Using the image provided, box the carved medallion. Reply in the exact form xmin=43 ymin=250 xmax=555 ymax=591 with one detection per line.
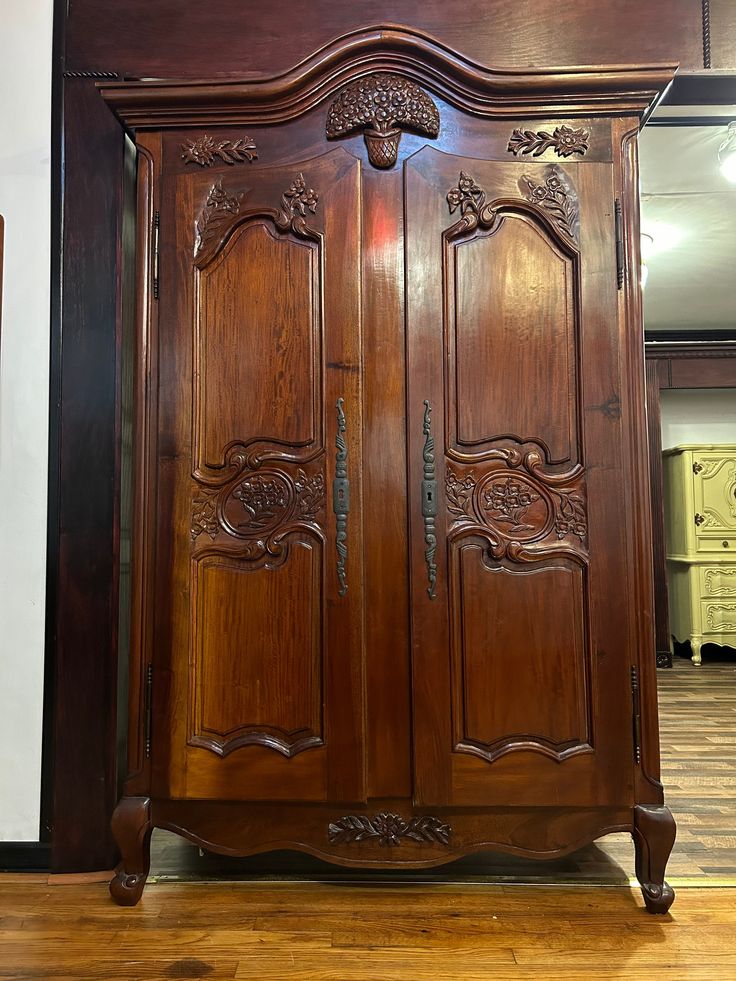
xmin=478 ymin=473 xmax=552 ymax=540
xmin=518 ymin=166 xmax=579 ymax=242
xmin=328 ymin=813 xmax=451 ymax=847
xmin=181 ymin=135 xmax=258 ymax=167
xmin=326 ymin=73 xmax=440 ymax=168
xmin=445 ymin=451 xmax=589 ymax=558
xmin=228 ymin=472 xmax=293 ymax=535
xmin=508 ymin=125 xmax=589 ymax=158
xmin=191 ymin=466 xmax=326 ymax=544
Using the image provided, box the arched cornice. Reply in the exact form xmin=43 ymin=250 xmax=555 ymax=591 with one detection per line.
xmin=98 ymin=25 xmax=676 ymax=130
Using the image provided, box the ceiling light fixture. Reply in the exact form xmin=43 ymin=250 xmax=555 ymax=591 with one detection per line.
xmin=718 ymin=121 xmax=736 ymax=183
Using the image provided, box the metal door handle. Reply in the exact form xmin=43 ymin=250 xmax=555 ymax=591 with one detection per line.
xmin=422 ymin=400 xmax=438 ymax=600
xmin=333 ymin=398 xmax=349 ymax=596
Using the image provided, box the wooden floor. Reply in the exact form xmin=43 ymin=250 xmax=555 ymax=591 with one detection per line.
xmin=1 ymin=878 xmax=736 ymax=979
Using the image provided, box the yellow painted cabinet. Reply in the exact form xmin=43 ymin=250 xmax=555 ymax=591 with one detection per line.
xmin=663 ymin=445 xmax=736 ymax=664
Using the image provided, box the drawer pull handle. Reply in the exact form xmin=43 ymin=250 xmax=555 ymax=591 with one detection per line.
xmin=694 ymin=513 xmax=705 ymax=527
xmin=724 ymin=541 xmax=731 ymax=549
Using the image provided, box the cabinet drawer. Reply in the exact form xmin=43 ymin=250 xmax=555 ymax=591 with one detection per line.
xmin=699 ymin=565 xmax=736 ymax=597
xmin=700 ymin=599 xmax=736 ymax=636
xmin=696 ymin=535 xmax=736 ymax=555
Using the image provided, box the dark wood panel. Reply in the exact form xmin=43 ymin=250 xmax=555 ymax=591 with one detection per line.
xmin=670 ymin=357 xmax=736 ymax=389
xmin=50 ymin=78 xmax=124 ymax=872
xmin=645 ymin=359 xmax=672 ymax=668
xmin=154 ymin=148 xmax=366 ymax=805
xmin=450 ymin=214 xmax=578 ymax=465
xmin=194 ymin=548 xmax=323 ymax=757
xmin=198 ymin=222 xmax=318 ymax=465
xmin=65 ymin=0 xmax=703 ymax=76
xmin=451 ymin=547 xmax=588 ymax=757
xmin=711 ymin=0 xmax=736 ymax=70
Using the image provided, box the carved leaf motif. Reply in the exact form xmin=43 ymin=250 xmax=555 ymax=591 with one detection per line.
xmin=181 ymin=135 xmax=258 ymax=166
xmin=555 ymin=492 xmax=587 ymax=543
xmin=275 ymin=173 xmax=319 ymax=236
xmin=195 ymin=178 xmax=244 ymax=255
xmin=446 ymin=467 xmax=476 ymax=520
xmin=328 ymin=813 xmax=452 ymax=847
xmin=295 ymin=469 xmax=325 ymax=520
xmin=446 ymin=171 xmax=486 ymax=217
xmin=191 ymin=493 xmax=218 ymax=541
xmin=518 ymin=166 xmax=579 ymax=241
xmin=507 ymin=125 xmax=589 ymax=158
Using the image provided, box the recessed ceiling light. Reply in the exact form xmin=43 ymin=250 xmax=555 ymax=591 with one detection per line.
xmin=718 ymin=121 xmax=736 ymax=183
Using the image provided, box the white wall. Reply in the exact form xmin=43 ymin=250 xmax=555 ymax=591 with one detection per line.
xmin=0 ymin=0 xmax=53 ymax=841
xmin=661 ymin=389 xmax=736 ymax=450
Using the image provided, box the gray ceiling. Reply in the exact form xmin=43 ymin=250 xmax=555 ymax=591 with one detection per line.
xmin=639 ymin=120 xmax=736 ymax=333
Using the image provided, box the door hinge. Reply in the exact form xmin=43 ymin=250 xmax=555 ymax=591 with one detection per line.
xmin=144 ymin=663 xmax=153 ymax=759
xmin=614 ymin=199 xmax=624 ymax=290
xmin=152 ymin=211 xmax=160 ymax=300
xmin=631 ymin=665 xmax=642 ymax=764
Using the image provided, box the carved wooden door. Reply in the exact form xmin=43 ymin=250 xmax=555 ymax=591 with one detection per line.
xmin=152 ymin=146 xmax=366 ymax=802
xmin=406 ymin=149 xmax=634 ymax=807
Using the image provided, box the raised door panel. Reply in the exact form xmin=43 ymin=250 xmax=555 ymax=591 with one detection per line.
xmin=153 ymin=148 xmax=365 ymax=802
xmin=448 ymin=212 xmax=579 ymax=466
xmin=406 ymin=146 xmax=633 ymax=808
xmin=693 ymin=452 xmax=736 ymax=542
xmin=451 ymin=545 xmax=589 ymax=763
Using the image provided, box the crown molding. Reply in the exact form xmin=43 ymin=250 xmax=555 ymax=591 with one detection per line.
xmin=98 ymin=25 xmax=676 ymax=130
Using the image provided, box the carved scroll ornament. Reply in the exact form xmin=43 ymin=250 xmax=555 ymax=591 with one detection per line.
xmin=326 ymin=73 xmax=439 ymax=168
xmin=446 ymin=166 xmax=579 ymax=243
xmin=195 ymin=172 xmax=319 ymax=257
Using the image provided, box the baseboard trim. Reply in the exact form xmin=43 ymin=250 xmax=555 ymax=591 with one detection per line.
xmin=0 ymin=842 xmax=52 ymax=872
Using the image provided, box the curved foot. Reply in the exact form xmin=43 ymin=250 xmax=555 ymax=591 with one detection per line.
xmin=691 ymin=637 xmax=703 ymax=666
xmin=109 ymin=797 xmax=153 ymax=907
xmin=633 ymin=804 xmax=676 ymax=915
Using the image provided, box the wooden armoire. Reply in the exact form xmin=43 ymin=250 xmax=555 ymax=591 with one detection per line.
xmin=100 ymin=27 xmax=677 ymax=912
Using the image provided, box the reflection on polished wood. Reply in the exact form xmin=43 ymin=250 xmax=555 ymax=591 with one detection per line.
xmin=2 ymin=878 xmax=736 ymax=979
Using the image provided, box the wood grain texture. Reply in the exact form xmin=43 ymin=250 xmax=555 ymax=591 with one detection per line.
xmin=55 ymin=17 xmax=677 ymax=875
xmin=50 ymin=78 xmax=125 ymax=872
xmin=3 ymin=878 xmax=736 ymax=980
xmin=65 ymin=0 xmax=703 ymax=76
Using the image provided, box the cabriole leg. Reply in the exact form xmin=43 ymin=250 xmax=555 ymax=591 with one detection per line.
xmin=109 ymin=797 xmax=153 ymax=907
xmin=633 ymin=804 xmax=676 ymax=914
xmin=691 ymin=636 xmax=703 ymax=666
